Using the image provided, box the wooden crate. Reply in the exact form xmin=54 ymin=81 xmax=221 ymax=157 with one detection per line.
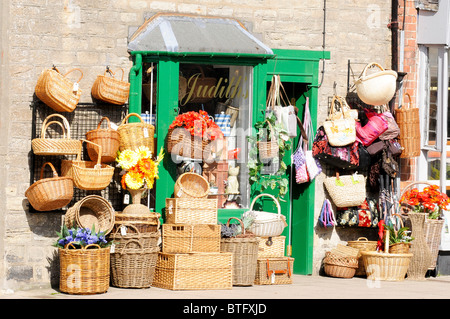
xmin=165 ymin=198 xmax=218 ymax=224
xmin=162 ymin=224 xmax=221 ymax=253
xmin=257 ymin=236 xmax=286 ymax=258
xmin=254 ymin=257 xmax=294 ymax=285
xmin=152 ymin=252 xmax=233 ymax=290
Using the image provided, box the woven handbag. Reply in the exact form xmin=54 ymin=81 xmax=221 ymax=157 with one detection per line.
xmin=32 ymin=113 xmax=81 ymax=156
xmin=324 ymin=172 xmax=366 ymax=208
xmin=117 ymin=113 xmax=155 ymax=153
xmin=35 ymin=66 xmax=83 ymax=112
xmin=323 ymin=96 xmax=356 ymax=147
xmin=91 ymin=67 xmax=130 ymax=105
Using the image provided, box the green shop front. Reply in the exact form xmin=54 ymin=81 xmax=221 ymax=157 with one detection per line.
xmin=127 ymin=14 xmax=330 ymax=275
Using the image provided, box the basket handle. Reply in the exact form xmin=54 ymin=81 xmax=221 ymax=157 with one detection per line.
xmin=356 ymin=237 xmax=369 ymax=242
xmin=39 ymin=162 xmax=59 ymax=180
xmin=84 ymin=243 xmax=102 ymax=250
xmin=40 ymin=113 xmax=71 ymax=139
xmin=80 ymin=139 xmax=102 ymax=165
xmin=41 ymin=121 xmax=67 ymax=139
xmin=120 ymin=239 xmax=143 ymax=254
xmin=96 ymin=117 xmax=112 ymax=130
xmin=249 ymin=193 xmax=281 ymax=217
xmin=361 ymin=62 xmax=384 ymax=77
xmin=226 ymin=217 xmax=246 ymax=236
xmin=63 ymin=68 xmax=83 ymax=83
xmin=105 ymin=67 xmax=125 ymax=81
xmin=119 ymin=112 xmax=145 ymax=126
xmin=400 ymin=92 xmax=412 ymax=110
xmin=113 ymin=223 xmax=141 ymax=237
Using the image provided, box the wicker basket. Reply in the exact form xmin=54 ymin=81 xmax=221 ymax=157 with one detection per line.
xmin=389 ymin=242 xmax=411 ymax=254
xmin=117 ymin=113 xmax=155 ymax=153
xmin=152 ymin=252 xmax=233 ymax=290
xmin=59 ymin=243 xmax=110 ymax=295
xmin=85 ymin=117 xmax=120 ymax=163
xmin=361 ymin=251 xmax=412 ymax=281
xmin=323 ymin=251 xmax=358 ymax=278
xmin=25 ymin=162 xmax=74 ymax=212
xmin=174 ymin=172 xmax=210 ymax=199
xmin=61 ymin=139 xmax=115 ymax=191
xmin=32 ymin=113 xmax=81 ymax=156
xmin=35 ymin=66 xmax=83 ymax=112
xmin=396 ymin=93 xmax=420 ymax=158
xmin=167 ymin=127 xmax=210 ymax=160
xmin=254 ymin=257 xmax=294 ymax=285
xmin=113 ymin=212 xmax=161 ymax=234
xmin=162 ymin=224 xmax=221 ymax=253
xmin=108 ymin=223 xmax=160 ymax=251
xmin=355 ymin=62 xmax=397 ymax=106
xmin=257 ymin=121 xmax=279 ymax=160
xmin=243 ymin=193 xmax=287 ymax=237
xmin=347 ymin=237 xmax=378 ymax=276
xmin=165 ymin=197 xmax=218 ymax=224
xmin=110 ymin=239 xmax=159 ymax=288
xmin=64 ymin=195 xmax=115 ymax=235
xmin=91 ymin=67 xmax=130 ymax=105
xmin=220 ymin=218 xmax=260 ymax=286
xmin=257 ymin=236 xmax=286 ymax=258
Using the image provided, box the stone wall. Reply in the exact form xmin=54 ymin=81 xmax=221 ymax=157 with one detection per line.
xmin=0 ymin=0 xmax=393 ymax=291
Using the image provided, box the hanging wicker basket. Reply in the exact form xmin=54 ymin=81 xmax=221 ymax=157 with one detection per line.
xmin=117 ymin=113 xmax=155 ymax=153
xmin=396 ymin=93 xmax=420 ymax=158
xmin=91 ymin=67 xmax=130 ymax=105
xmin=355 ymin=62 xmax=397 ymax=106
xmin=85 ymin=117 xmax=120 ymax=163
xmin=174 ymin=172 xmax=210 ymax=199
xmin=32 ymin=113 xmax=81 ymax=156
xmin=257 ymin=121 xmax=279 ymax=160
xmin=35 ymin=66 xmax=83 ymax=112
xmin=25 ymin=162 xmax=74 ymax=212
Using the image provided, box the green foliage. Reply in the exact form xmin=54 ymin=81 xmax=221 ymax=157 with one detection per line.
xmin=384 ymin=223 xmax=414 ymax=245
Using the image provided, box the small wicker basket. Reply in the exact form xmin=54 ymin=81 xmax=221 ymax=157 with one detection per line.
xmin=117 ymin=113 xmax=155 ymax=153
xmin=323 ymin=251 xmax=358 ymax=278
xmin=85 ymin=117 xmax=120 ymax=163
xmin=174 ymin=172 xmax=210 ymax=199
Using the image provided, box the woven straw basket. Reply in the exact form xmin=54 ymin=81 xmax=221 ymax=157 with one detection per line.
xmin=323 ymin=251 xmax=358 ymax=278
xmin=64 ymin=195 xmax=115 ymax=234
xmin=85 ymin=117 xmax=120 ymax=163
xmin=117 ymin=113 xmax=155 ymax=153
xmin=32 ymin=114 xmax=81 ymax=156
xmin=355 ymin=62 xmax=397 ymax=106
xmin=396 ymin=93 xmax=420 ymax=158
xmin=61 ymin=139 xmax=114 ymax=191
xmin=108 ymin=223 xmax=160 ymax=251
xmin=113 ymin=212 xmax=161 ymax=234
xmin=25 ymin=162 xmax=74 ymax=212
xmin=35 ymin=67 xmax=83 ymax=112
xmin=91 ymin=67 xmax=130 ymax=105
xmin=347 ymin=237 xmax=378 ymax=276
xmin=59 ymin=243 xmax=110 ymax=295
xmin=174 ymin=172 xmax=210 ymax=199
xmin=257 ymin=121 xmax=279 ymax=160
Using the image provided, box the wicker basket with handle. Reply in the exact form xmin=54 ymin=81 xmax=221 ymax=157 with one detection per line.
xmin=91 ymin=67 xmax=130 ymax=105
xmin=35 ymin=66 xmax=83 ymax=112
xmin=347 ymin=237 xmax=377 ymax=276
xmin=117 ymin=113 xmax=155 ymax=153
xmin=396 ymin=93 xmax=420 ymax=158
xmin=85 ymin=116 xmax=120 ymax=163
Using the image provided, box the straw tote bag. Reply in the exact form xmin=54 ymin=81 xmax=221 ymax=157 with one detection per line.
xmin=323 ymin=96 xmax=356 ymax=147
xmin=91 ymin=67 xmax=130 ymax=105
xmin=32 ymin=113 xmax=81 ymax=156
xmin=324 ymin=172 xmax=366 ymax=208
xmin=35 ymin=66 xmax=83 ymax=112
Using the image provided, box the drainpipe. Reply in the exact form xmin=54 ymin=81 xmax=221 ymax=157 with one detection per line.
xmin=128 ymin=53 xmax=142 ymax=122
xmin=389 ymin=0 xmax=399 ymax=114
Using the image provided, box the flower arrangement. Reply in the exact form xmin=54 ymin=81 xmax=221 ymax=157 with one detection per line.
xmin=116 ymin=146 xmax=164 ymax=190
xmin=169 ymin=110 xmax=224 ymax=140
xmin=383 ymin=223 xmax=414 ymax=245
xmin=401 ymin=184 xmax=450 ymax=219
xmin=54 ymin=224 xmax=111 ymax=249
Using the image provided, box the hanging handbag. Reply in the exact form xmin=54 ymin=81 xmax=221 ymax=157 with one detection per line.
xmin=303 ymin=97 xmax=322 ymax=180
xmin=335 ymin=198 xmax=379 ymax=228
xmin=293 ymin=137 xmax=309 ymax=184
xmin=319 ymin=199 xmax=336 ymax=228
xmin=324 ymin=172 xmax=366 ymax=208
xmin=378 ymin=105 xmax=400 ymax=140
xmin=323 ymin=96 xmax=356 ymax=147
xmin=355 ymin=108 xmax=388 ymax=146
xmin=381 ymin=148 xmax=399 ymax=178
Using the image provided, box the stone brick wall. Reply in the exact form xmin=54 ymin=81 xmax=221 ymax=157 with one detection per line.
xmin=0 ymin=0 xmax=393 ymax=292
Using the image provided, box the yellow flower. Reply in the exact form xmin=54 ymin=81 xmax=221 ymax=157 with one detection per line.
xmin=136 ymin=146 xmax=152 ymax=160
xmin=117 ymin=149 xmax=139 ymax=170
xmin=124 ymin=170 xmax=144 ymax=190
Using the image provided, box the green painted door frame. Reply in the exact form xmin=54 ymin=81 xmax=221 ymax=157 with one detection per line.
xmin=128 ymin=49 xmax=329 ymax=275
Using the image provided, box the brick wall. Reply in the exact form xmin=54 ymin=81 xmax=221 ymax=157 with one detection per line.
xmin=0 ymin=0 xmax=393 ymax=291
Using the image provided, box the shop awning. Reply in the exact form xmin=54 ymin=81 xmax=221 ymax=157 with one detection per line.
xmin=127 ymin=13 xmax=274 ymax=57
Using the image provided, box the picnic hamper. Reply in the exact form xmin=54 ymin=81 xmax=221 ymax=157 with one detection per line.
xmin=396 ymin=93 xmax=420 ymax=158
xmin=117 ymin=113 xmax=155 ymax=153
xmin=220 ymin=218 xmax=260 ymax=286
xmin=35 ymin=66 xmax=83 ymax=112
xmin=174 ymin=172 xmax=210 ymax=199
xmin=85 ymin=117 xmax=120 ymax=163
xmin=32 ymin=113 xmax=81 ymax=156
xmin=25 ymin=162 xmax=74 ymax=211
xmin=165 ymin=197 xmax=218 ymax=224
xmin=257 ymin=236 xmax=286 ymax=258
xmin=162 ymin=224 xmax=221 ymax=253
xmin=91 ymin=67 xmax=130 ymax=105
xmin=243 ymin=193 xmax=287 ymax=237
xmin=61 ymin=139 xmax=115 ymax=191
xmin=254 ymin=257 xmax=294 ymax=285
xmin=59 ymin=243 xmax=110 ymax=295
xmin=64 ymin=195 xmax=115 ymax=235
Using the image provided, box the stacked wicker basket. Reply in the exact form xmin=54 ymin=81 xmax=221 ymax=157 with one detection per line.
xmin=152 ymin=172 xmax=233 ymax=290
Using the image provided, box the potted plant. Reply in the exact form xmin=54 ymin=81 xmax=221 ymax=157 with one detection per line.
xmin=383 ymin=223 xmax=414 ymax=254
xmin=401 ymin=183 xmax=450 ymax=219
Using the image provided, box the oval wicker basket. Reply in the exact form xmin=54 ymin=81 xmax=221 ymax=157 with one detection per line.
xmin=347 ymin=237 xmax=378 ymax=276
xmin=323 ymin=251 xmax=358 ymax=278
xmin=25 ymin=162 xmax=74 ymax=212
xmin=355 ymin=62 xmax=397 ymax=106
xmin=117 ymin=113 xmax=155 ymax=153
xmin=91 ymin=67 xmax=130 ymax=105
xmin=174 ymin=172 xmax=210 ymax=199
xmin=85 ymin=117 xmax=120 ymax=163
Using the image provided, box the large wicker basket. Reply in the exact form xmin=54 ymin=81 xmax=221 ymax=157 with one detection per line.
xmin=396 ymin=93 xmax=420 ymax=158
xmin=113 ymin=212 xmax=161 ymax=234
xmin=85 ymin=117 xmax=120 ymax=163
xmin=361 ymin=251 xmax=412 ymax=281
xmin=64 ymin=195 xmax=115 ymax=235
xmin=162 ymin=224 xmax=221 ymax=253
xmin=91 ymin=67 xmax=130 ymax=105
xmin=35 ymin=66 xmax=83 ymax=112
xmin=165 ymin=197 xmax=218 ymax=224
xmin=323 ymin=251 xmax=358 ymax=278
xmin=25 ymin=162 xmax=74 ymax=212
xmin=117 ymin=113 xmax=155 ymax=153
xmin=108 ymin=223 xmax=160 ymax=251
xmin=32 ymin=113 xmax=81 ymax=156
xmin=257 ymin=236 xmax=286 ymax=258
xmin=59 ymin=243 xmax=110 ymax=295
xmin=174 ymin=172 xmax=210 ymax=199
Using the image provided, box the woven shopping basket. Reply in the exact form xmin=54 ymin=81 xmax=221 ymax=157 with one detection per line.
xmin=174 ymin=172 xmax=210 ymax=199
xmin=61 ymin=139 xmax=114 ymax=191
xmin=32 ymin=113 xmax=81 ymax=156
xmin=85 ymin=117 xmax=120 ymax=163
xmin=25 ymin=162 xmax=74 ymax=212
xmin=110 ymin=239 xmax=159 ymax=288
xmin=243 ymin=193 xmax=287 ymax=237
xmin=59 ymin=243 xmax=110 ymax=295
xmin=35 ymin=66 xmax=83 ymax=112
xmin=91 ymin=67 xmax=130 ymax=105
xmin=64 ymin=195 xmax=115 ymax=234
xmin=396 ymin=92 xmax=420 ymax=158
xmin=117 ymin=113 xmax=155 ymax=153
xmin=220 ymin=217 xmax=260 ymax=286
